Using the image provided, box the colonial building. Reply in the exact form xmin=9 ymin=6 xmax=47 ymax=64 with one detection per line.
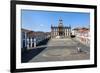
xmin=21 ymin=28 xmax=50 ymax=51
xmin=73 ymin=27 xmax=90 ymax=46
xmin=21 ymin=29 xmax=29 ymax=49
xmin=51 ymin=19 xmax=71 ymax=38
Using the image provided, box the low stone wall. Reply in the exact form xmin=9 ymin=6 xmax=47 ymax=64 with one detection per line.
xmin=75 ymin=37 xmax=90 ymax=47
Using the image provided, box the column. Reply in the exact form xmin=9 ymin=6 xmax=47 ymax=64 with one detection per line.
xmin=25 ymin=32 xmax=27 ymax=47
xmin=53 ymin=28 xmax=55 ymax=36
xmin=52 ymin=28 xmax=54 ymax=37
xmin=57 ymin=28 xmax=58 ymax=36
xmin=65 ymin=29 xmax=66 ymax=37
xmin=67 ymin=29 xmax=68 ymax=36
xmin=51 ymin=28 xmax=53 ymax=38
xmin=54 ymin=28 xmax=55 ymax=36
xmin=66 ymin=29 xmax=67 ymax=37
xmin=69 ymin=28 xmax=71 ymax=36
xmin=27 ymin=38 xmax=29 ymax=49
xmin=30 ymin=38 xmax=33 ymax=47
xmin=34 ymin=38 xmax=36 ymax=47
xmin=56 ymin=28 xmax=57 ymax=36
xmin=68 ymin=29 xmax=69 ymax=37
xmin=55 ymin=28 xmax=56 ymax=36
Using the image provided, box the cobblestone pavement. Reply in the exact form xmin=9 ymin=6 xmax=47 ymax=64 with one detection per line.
xmin=29 ymin=38 xmax=90 ymax=62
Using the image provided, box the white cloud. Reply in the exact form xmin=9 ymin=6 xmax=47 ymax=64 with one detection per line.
xmin=40 ymin=24 xmax=44 ymax=27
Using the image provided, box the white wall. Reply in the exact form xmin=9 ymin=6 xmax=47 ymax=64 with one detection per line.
xmin=0 ymin=0 xmax=99 ymax=73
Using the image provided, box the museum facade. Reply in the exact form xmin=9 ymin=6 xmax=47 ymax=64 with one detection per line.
xmin=51 ymin=19 xmax=71 ymax=38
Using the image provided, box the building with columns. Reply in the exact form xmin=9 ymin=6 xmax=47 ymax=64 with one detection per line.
xmin=21 ymin=29 xmax=29 ymax=51
xmin=21 ymin=28 xmax=50 ymax=51
xmin=51 ymin=19 xmax=71 ymax=38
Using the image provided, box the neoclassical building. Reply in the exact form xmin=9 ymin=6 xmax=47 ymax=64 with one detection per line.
xmin=51 ymin=19 xmax=71 ymax=38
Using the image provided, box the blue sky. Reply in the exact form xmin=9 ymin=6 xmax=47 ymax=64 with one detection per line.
xmin=21 ymin=10 xmax=90 ymax=32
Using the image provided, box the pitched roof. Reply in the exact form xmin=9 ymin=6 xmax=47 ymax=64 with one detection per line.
xmin=21 ymin=28 xmax=30 ymax=32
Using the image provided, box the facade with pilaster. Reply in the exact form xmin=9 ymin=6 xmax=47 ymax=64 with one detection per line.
xmin=21 ymin=28 xmax=50 ymax=51
xmin=51 ymin=19 xmax=71 ymax=38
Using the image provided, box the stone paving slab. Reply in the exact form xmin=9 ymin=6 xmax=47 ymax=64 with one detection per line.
xmin=29 ymin=47 xmax=90 ymax=62
xmin=29 ymin=38 xmax=90 ymax=62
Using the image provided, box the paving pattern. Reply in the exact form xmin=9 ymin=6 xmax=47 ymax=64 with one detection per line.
xmin=29 ymin=38 xmax=90 ymax=62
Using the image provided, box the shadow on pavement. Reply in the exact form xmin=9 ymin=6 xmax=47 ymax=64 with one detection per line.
xmin=21 ymin=47 xmax=47 ymax=63
xmin=21 ymin=38 xmax=50 ymax=63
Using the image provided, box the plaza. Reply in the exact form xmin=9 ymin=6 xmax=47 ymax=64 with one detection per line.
xmin=22 ymin=37 xmax=90 ymax=62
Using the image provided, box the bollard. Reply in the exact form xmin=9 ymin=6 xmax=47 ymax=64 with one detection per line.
xmin=77 ymin=47 xmax=81 ymax=52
